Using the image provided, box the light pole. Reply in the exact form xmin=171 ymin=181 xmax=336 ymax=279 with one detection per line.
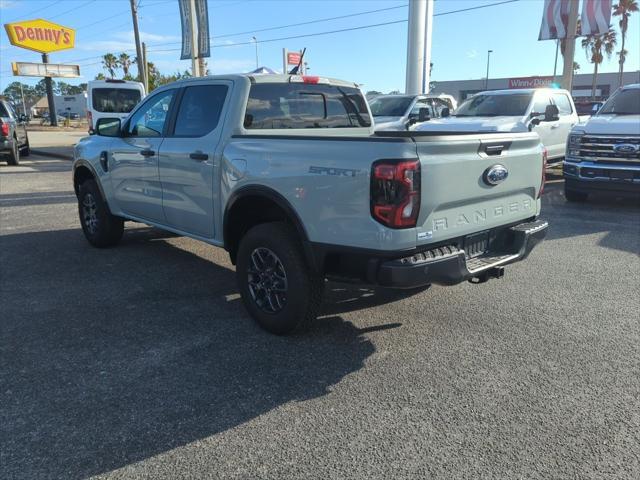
xmin=252 ymin=36 xmax=259 ymax=69
xmin=485 ymin=49 xmax=493 ymax=90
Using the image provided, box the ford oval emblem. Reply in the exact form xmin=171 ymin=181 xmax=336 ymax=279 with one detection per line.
xmin=613 ymin=143 xmax=639 ymax=154
xmin=483 ymin=164 xmax=509 ymax=186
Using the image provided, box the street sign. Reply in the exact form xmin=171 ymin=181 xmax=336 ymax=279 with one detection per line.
xmin=287 ymin=52 xmax=301 ymax=65
xmin=12 ymin=61 xmax=80 ymax=78
xmin=4 ymin=18 xmax=75 ymax=53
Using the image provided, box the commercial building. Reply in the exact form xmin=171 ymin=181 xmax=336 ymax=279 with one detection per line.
xmin=32 ymin=93 xmax=87 ymax=118
xmin=430 ymin=71 xmax=640 ymax=103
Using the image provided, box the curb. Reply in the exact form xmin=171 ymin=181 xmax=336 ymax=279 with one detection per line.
xmin=31 ymin=149 xmax=74 ymax=161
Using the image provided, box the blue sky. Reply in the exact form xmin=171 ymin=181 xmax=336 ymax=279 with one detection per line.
xmin=1 ymin=0 xmax=638 ymax=93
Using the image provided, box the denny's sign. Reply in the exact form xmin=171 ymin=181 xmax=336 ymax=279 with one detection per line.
xmin=4 ymin=19 xmax=75 ymax=54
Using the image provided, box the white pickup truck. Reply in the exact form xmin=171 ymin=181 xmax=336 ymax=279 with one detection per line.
xmin=416 ymin=88 xmax=579 ymax=162
xmin=563 ymin=83 xmax=640 ymax=201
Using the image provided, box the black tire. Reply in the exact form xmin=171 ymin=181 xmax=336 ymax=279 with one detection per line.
xmin=78 ymin=179 xmax=124 ymax=248
xmin=7 ymin=139 xmax=19 ymax=166
xmin=565 ymin=187 xmax=588 ymax=202
xmin=236 ymin=222 xmax=324 ymax=335
xmin=21 ymin=136 xmax=30 ymax=157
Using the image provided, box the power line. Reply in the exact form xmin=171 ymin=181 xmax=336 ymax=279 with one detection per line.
xmin=48 ymin=0 xmax=98 ymax=21
xmin=2 ymin=0 xmax=64 ymax=23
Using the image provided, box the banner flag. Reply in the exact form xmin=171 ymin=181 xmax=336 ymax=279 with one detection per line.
xmin=539 ymin=0 xmax=571 ymax=40
xmin=581 ymin=0 xmax=612 ymax=36
xmin=178 ymin=0 xmax=192 ymax=60
xmin=196 ymin=0 xmax=210 ymax=58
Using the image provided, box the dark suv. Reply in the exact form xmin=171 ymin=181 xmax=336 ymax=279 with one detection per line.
xmin=1 ymin=98 xmax=30 ymax=165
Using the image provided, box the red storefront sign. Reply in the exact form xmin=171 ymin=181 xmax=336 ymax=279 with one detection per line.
xmin=287 ymin=52 xmax=301 ymax=65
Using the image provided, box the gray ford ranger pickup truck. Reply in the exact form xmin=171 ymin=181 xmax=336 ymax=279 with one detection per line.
xmin=73 ymin=74 xmax=548 ymax=334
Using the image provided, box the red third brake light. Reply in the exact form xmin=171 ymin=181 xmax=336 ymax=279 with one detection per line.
xmin=538 ymin=147 xmax=548 ymax=198
xmin=371 ymin=159 xmax=421 ymax=228
xmin=302 ymin=76 xmax=319 ymax=84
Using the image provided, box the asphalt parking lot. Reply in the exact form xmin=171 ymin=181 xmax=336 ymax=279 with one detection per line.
xmin=1 ymin=156 xmax=639 ymax=480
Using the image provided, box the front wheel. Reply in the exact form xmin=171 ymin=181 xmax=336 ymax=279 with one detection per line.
xmin=78 ymin=179 xmax=124 ymax=247
xmin=236 ymin=222 xmax=324 ymax=335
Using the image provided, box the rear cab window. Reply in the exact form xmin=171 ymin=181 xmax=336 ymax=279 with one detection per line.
xmin=173 ymin=84 xmax=228 ymax=137
xmin=92 ymin=88 xmax=142 ymax=113
xmin=244 ymin=82 xmax=371 ymax=129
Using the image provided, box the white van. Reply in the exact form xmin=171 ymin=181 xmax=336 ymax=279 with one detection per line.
xmin=86 ymin=79 xmax=145 ymax=132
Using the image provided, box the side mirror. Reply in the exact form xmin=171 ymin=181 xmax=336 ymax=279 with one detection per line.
xmin=418 ymin=107 xmax=430 ymax=122
xmin=544 ymin=104 xmax=559 ymax=122
xmin=18 ymin=114 xmax=28 ymax=123
xmin=441 ymin=107 xmax=450 ymax=118
xmin=95 ymin=117 xmax=121 ymax=137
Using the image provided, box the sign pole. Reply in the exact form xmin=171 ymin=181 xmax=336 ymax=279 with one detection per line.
xmin=42 ymin=53 xmax=57 ymax=127
xmin=560 ymin=0 xmax=579 ymax=92
xmin=19 ymin=82 xmax=27 ymax=116
xmin=282 ymin=48 xmax=288 ymax=74
xmin=189 ymin=0 xmax=199 ymax=77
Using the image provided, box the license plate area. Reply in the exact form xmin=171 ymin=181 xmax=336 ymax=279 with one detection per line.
xmin=610 ymin=170 xmax=634 ymax=181
xmin=464 ymin=230 xmax=490 ymax=259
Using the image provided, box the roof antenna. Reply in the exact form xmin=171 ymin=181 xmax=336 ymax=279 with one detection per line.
xmin=288 ymin=48 xmax=306 ymax=75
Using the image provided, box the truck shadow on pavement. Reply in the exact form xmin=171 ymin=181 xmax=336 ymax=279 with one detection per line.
xmin=1 ymin=226 xmax=407 ymax=480
xmin=541 ymin=178 xmax=640 ymax=255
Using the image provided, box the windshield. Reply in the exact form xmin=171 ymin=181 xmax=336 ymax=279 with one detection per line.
xmin=369 ymin=96 xmax=414 ymax=117
xmin=598 ymin=88 xmax=640 ymax=115
xmin=92 ymin=88 xmax=141 ymax=113
xmin=454 ymin=93 xmax=533 ymax=117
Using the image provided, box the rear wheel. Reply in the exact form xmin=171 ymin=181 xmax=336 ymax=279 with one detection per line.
xmin=78 ymin=179 xmax=124 ymax=247
xmin=564 ymin=186 xmax=588 ymax=202
xmin=236 ymin=222 xmax=324 ymax=334
xmin=7 ymin=139 xmax=19 ymax=166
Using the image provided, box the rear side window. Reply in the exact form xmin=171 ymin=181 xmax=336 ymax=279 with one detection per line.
xmin=92 ymin=88 xmax=141 ymax=113
xmin=174 ymin=84 xmax=228 ymax=137
xmin=552 ymin=93 xmax=573 ymax=115
xmin=244 ymin=83 xmax=371 ymax=129
xmin=0 ymin=102 xmax=11 ymax=117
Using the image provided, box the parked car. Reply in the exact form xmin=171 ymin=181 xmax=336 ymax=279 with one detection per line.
xmin=575 ymin=100 xmax=604 ymax=121
xmin=73 ymin=74 xmax=547 ymax=334
xmin=416 ymin=88 xmax=579 ymax=162
xmin=563 ymin=83 xmax=640 ymax=201
xmin=371 ymin=94 xmax=457 ymax=130
xmin=86 ymin=79 xmax=145 ymax=132
xmin=0 ymin=98 xmax=30 ymax=165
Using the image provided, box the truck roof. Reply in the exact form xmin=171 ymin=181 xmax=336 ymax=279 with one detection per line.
xmin=474 ymin=88 xmax=570 ymax=95
xmin=174 ymin=73 xmax=360 ymax=89
xmin=621 ymin=83 xmax=640 ymax=90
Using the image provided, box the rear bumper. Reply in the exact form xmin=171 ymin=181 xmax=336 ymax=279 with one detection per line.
xmin=311 ymin=219 xmax=548 ymax=289
xmin=376 ymin=219 xmax=548 ymax=288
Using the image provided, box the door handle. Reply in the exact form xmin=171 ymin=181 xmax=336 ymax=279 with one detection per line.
xmin=140 ymin=149 xmax=155 ymax=157
xmin=550 ymin=124 xmax=560 ymax=129
xmin=189 ymin=152 xmax=209 ymax=161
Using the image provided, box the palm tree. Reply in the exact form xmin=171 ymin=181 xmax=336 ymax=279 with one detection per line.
xmin=117 ymin=52 xmax=132 ymax=77
xmin=581 ymin=27 xmax=617 ymax=99
xmin=102 ymin=53 xmax=118 ymax=79
xmin=613 ymin=0 xmax=639 ymax=86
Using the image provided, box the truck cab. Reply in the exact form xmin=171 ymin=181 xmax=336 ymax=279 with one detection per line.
xmin=563 ymin=83 xmax=640 ymax=201
xmin=416 ymin=88 xmax=579 ymax=162
xmin=371 ymin=94 xmax=457 ymax=131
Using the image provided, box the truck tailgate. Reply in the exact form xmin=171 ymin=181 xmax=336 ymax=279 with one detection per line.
xmin=410 ymin=132 xmax=543 ymax=244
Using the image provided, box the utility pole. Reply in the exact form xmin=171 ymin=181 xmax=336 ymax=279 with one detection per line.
xmin=189 ymin=0 xmax=200 ymax=76
xmin=485 ymin=50 xmax=493 ymax=90
xmin=19 ymin=82 xmax=27 ymax=117
xmin=42 ymin=53 xmax=57 ymax=126
xmin=561 ymin=0 xmax=579 ymax=92
xmin=422 ymin=0 xmax=433 ymax=93
xmin=130 ymin=0 xmax=148 ymax=91
xmin=282 ymin=48 xmax=288 ymax=74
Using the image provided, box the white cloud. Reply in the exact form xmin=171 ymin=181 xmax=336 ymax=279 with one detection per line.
xmin=466 ymin=49 xmax=478 ymax=59
xmin=0 ymin=0 xmax=16 ymax=8
xmin=79 ymin=30 xmax=181 ymax=53
xmin=151 ymin=58 xmax=254 ymax=75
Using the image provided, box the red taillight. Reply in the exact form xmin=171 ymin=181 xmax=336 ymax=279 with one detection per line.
xmin=538 ymin=147 xmax=547 ymax=198
xmin=302 ymin=76 xmax=319 ymax=84
xmin=371 ymin=159 xmax=421 ymax=228
xmin=1 ymin=122 xmax=9 ymax=137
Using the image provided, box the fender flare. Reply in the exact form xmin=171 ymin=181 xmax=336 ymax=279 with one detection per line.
xmin=223 ymin=185 xmax=319 ymax=272
xmin=72 ymin=160 xmax=107 ymax=200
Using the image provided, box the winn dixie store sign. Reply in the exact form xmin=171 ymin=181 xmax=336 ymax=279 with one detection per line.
xmin=4 ymin=19 xmax=75 ymax=53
